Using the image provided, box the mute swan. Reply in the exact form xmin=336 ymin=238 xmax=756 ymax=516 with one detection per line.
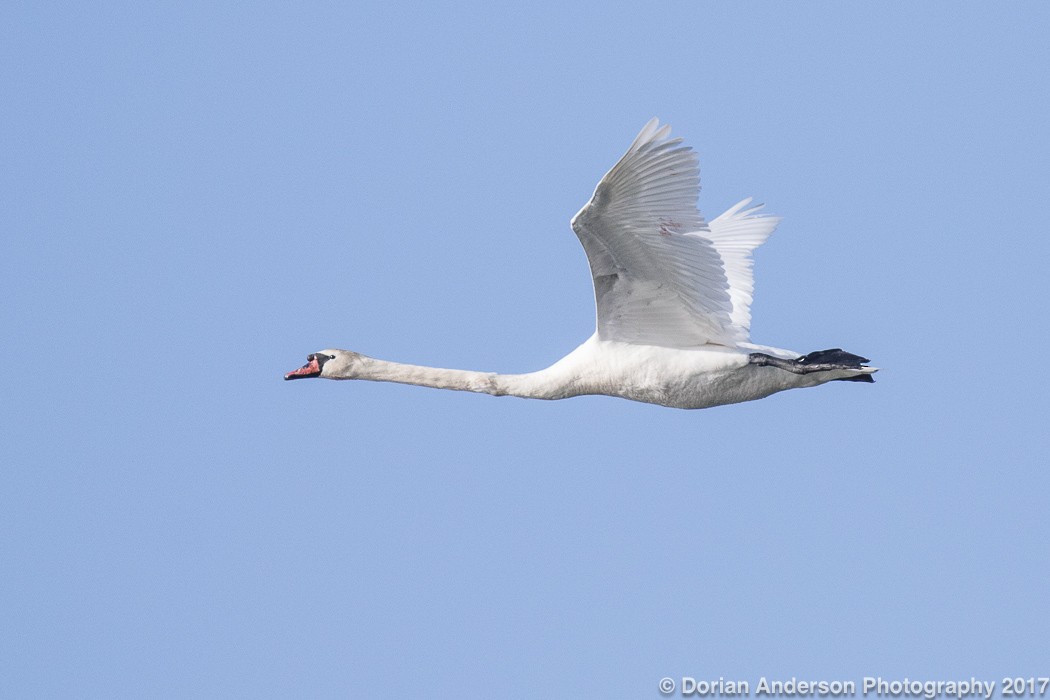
xmin=285 ymin=119 xmax=875 ymax=409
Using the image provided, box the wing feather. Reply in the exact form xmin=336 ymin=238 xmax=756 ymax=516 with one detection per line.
xmin=706 ymin=198 xmax=781 ymax=335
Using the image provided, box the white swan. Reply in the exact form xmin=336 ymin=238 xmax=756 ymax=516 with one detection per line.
xmin=285 ymin=119 xmax=876 ymax=409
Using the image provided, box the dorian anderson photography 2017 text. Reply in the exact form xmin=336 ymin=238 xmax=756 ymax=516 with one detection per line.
xmin=658 ymin=676 xmax=1050 ymax=699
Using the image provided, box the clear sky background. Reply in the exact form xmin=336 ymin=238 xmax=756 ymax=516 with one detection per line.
xmin=3 ymin=2 xmax=1049 ymax=698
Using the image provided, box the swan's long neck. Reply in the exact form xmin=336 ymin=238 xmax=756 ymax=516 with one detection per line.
xmin=338 ymin=354 xmax=574 ymax=400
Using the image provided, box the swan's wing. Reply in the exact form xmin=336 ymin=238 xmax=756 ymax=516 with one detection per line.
xmin=707 ymin=198 xmax=781 ymax=336
xmin=571 ymin=118 xmax=745 ymax=348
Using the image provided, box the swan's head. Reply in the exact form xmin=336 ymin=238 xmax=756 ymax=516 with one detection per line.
xmin=284 ymin=349 xmax=356 ymax=380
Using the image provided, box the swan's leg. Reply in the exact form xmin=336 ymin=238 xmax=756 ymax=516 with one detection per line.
xmin=748 ymin=349 xmax=874 ymax=382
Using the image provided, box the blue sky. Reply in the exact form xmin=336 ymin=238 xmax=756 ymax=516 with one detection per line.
xmin=3 ymin=2 xmax=1049 ymax=698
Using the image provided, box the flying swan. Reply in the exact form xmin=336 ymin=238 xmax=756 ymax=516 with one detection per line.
xmin=285 ymin=119 xmax=876 ymax=409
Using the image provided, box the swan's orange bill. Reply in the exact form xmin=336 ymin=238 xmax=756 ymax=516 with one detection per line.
xmin=284 ymin=357 xmax=321 ymax=380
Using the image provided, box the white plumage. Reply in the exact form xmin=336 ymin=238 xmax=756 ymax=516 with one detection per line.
xmin=285 ymin=119 xmax=875 ymax=409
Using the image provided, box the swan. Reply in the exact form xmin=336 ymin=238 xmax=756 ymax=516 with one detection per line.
xmin=285 ymin=118 xmax=876 ymax=409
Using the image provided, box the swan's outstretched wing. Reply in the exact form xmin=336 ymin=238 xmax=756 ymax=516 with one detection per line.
xmin=571 ymin=118 xmax=777 ymax=348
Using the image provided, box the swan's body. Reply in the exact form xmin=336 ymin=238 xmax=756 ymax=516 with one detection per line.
xmin=286 ymin=119 xmax=875 ymax=409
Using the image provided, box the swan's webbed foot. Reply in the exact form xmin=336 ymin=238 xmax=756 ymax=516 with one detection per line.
xmin=748 ymin=349 xmax=872 ymax=377
xmin=795 ymin=349 xmax=870 ymax=368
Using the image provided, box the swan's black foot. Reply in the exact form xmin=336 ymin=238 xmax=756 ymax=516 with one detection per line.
xmin=749 ymin=348 xmax=875 ymax=383
xmin=796 ymin=349 xmax=870 ymax=367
